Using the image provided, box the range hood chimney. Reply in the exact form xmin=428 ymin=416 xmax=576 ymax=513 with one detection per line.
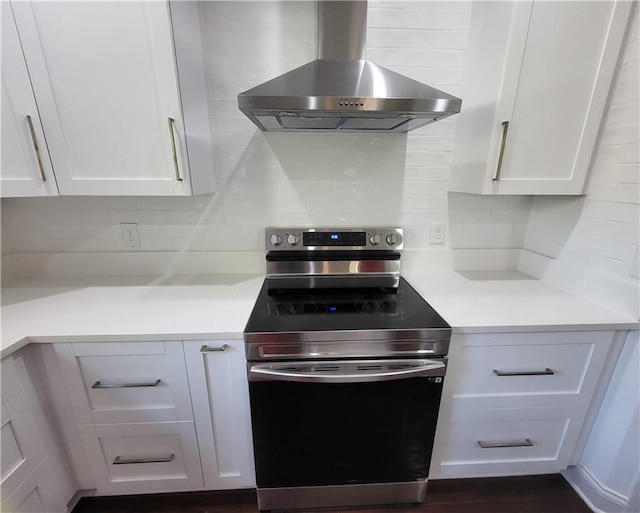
xmin=237 ymin=1 xmax=462 ymax=133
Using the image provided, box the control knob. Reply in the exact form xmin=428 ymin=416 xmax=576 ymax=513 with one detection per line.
xmin=287 ymin=234 xmax=300 ymax=246
xmin=270 ymin=234 xmax=283 ymax=247
xmin=386 ymin=233 xmax=402 ymax=246
xmin=369 ymin=234 xmax=381 ymax=245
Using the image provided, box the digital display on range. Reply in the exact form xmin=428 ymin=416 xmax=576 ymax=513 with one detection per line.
xmin=303 ymin=231 xmax=366 ymax=247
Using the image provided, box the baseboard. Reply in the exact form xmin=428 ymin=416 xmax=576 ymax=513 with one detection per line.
xmin=563 ymin=465 xmax=628 ymax=513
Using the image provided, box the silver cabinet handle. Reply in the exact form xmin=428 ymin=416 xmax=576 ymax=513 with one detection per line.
xmin=26 ymin=115 xmax=47 ymax=182
xmin=167 ymin=117 xmax=183 ymax=181
xmin=200 ymin=344 xmax=229 ymax=353
xmin=493 ymin=368 xmax=554 ymax=377
xmin=113 ymin=453 xmax=174 ymax=465
xmin=249 ymin=360 xmax=445 ymax=384
xmin=478 ymin=438 xmax=533 ymax=449
xmin=92 ymin=379 xmax=162 ymax=389
xmin=493 ymin=120 xmax=510 ymax=181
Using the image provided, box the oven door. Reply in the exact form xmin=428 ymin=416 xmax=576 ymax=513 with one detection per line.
xmin=247 ymin=358 xmax=446 ymax=489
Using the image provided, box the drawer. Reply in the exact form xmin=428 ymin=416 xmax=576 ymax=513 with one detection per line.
xmin=449 ymin=331 xmax=613 ymax=402
xmin=55 ymin=342 xmax=193 ymax=423
xmin=78 ymin=421 xmax=204 ymax=495
xmin=432 ymin=407 xmax=572 ymax=478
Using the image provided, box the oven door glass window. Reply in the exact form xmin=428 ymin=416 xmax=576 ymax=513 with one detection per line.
xmin=248 ymin=376 xmax=443 ymax=488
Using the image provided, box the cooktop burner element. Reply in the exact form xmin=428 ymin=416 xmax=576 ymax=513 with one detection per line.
xmin=246 ymin=277 xmax=447 ymax=334
xmin=356 ymin=295 xmax=402 ymax=318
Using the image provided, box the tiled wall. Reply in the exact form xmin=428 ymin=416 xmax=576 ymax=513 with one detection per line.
xmin=0 ymin=0 xmax=533 ymax=255
xmin=521 ymin=6 xmax=639 ymax=318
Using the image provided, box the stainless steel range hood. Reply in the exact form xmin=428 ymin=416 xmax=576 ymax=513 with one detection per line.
xmin=237 ymin=1 xmax=462 ymax=133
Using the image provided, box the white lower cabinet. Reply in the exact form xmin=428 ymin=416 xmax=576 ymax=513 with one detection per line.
xmin=34 ymin=330 xmax=620 ymax=497
xmin=183 ymin=340 xmax=255 ymax=489
xmin=1 ymin=349 xmax=76 ymax=513
xmin=430 ymin=330 xmax=619 ymax=479
xmin=50 ymin=341 xmax=204 ymax=496
xmin=45 ymin=339 xmax=255 ymax=498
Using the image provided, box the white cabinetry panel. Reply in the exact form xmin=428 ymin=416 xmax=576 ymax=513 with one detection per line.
xmin=1 ymin=404 xmax=33 ymax=502
xmin=55 ymin=341 xmax=193 ymax=424
xmin=50 ymin=341 xmax=204 ymax=496
xmin=449 ymin=1 xmax=631 ymax=195
xmin=431 ymin=330 xmax=619 ymax=479
xmin=439 ymin=407 xmax=571 ymax=478
xmin=449 ymin=331 xmax=609 ymax=403
xmin=78 ymin=421 xmax=203 ymax=495
xmin=2 ymin=475 xmax=46 ymax=513
xmin=0 ymin=1 xmax=58 ymax=197
xmin=5 ymin=0 xmax=214 ymax=197
xmin=1 ymin=350 xmax=76 ymax=513
xmin=184 ymin=340 xmax=256 ymax=489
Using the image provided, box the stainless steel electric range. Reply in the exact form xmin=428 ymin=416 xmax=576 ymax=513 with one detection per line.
xmin=243 ymin=227 xmax=451 ymax=511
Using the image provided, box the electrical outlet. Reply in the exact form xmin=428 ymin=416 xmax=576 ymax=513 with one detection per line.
xmin=121 ymin=223 xmax=141 ymax=247
xmin=430 ymin=222 xmax=446 ymax=244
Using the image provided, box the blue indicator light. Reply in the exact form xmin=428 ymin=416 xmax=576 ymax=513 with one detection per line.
xmin=330 ymin=234 xmax=339 ymax=240
xmin=329 ymin=306 xmax=337 ymax=312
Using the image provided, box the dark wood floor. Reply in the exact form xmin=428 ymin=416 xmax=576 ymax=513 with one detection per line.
xmin=72 ymin=474 xmax=592 ymax=513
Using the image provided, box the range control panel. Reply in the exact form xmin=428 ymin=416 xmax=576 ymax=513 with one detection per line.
xmin=265 ymin=227 xmax=403 ymax=251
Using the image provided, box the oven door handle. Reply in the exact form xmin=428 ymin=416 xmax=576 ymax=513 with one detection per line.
xmin=248 ymin=360 xmax=445 ymax=383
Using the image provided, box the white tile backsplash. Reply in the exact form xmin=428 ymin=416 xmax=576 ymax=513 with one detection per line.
xmin=0 ymin=1 xmax=565 ymax=261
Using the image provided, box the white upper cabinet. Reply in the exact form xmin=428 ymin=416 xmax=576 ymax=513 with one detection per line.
xmin=1 ymin=2 xmax=58 ymax=197
xmin=449 ymin=1 xmax=631 ymax=195
xmin=5 ymin=1 xmax=214 ymax=197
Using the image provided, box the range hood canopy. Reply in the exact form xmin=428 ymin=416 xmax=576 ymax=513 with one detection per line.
xmin=237 ymin=0 xmax=462 ymax=133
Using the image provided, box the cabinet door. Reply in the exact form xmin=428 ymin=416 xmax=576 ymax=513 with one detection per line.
xmin=184 ymin=340 xmax=256 ymax=489
xmin=2 ymin=475 xmax=46 ymax=513
xmin=496 ymin=1 xmax=628 ymax=194
xmin=10 ymin=1 xmax=193 ymax=196
xmin=450 ymin=0 xmax=631 ymax=195
xmin=1 ymin=353 xmax=76 ymax=513
xmin=1 ymin=2 xmax=58 ymax=198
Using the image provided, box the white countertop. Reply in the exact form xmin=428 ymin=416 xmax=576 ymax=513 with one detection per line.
xmin=403 ymin=270 xmax=637 ymax=333
xmin=1 ymin=274 xmax=264 ymax=358
xmin=2 ymin=270 xmax=637 ymax=359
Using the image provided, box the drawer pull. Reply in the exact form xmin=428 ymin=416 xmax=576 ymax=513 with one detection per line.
xmin=113 ymin=453 xmax=175 ymax=465
xmin=200 ymin=344 xmax=229 ymax=353
xmin=92 ymin=379 xmax=162 ymax=389
xmin=493 ymin=368 xmax=554 ymax=377
xmin=478 ymin=438 xmax=534 ymax=449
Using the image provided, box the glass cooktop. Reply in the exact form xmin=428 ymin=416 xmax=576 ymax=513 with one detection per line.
xmin=244 ymin=277 xmax=450 ymax=334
